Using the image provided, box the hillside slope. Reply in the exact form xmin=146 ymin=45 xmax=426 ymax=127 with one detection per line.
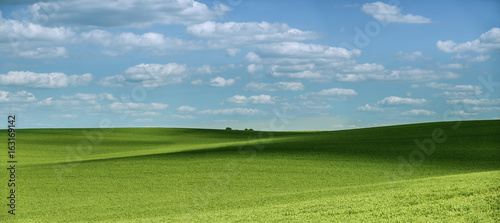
xmin=1 ymin=120 xmax=499 ymax=222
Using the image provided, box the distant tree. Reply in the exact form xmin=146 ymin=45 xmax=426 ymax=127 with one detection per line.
xmin=249 ymin=128 xmax=254 ymax=131
xmin=245 ymin=128 xmax=248 ymax=131
xmin=226 ymin=127 xmax=232 ymax=131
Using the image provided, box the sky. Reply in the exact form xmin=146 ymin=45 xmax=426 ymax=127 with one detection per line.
xmin=0 ymin=0 xmax=499 ymax=131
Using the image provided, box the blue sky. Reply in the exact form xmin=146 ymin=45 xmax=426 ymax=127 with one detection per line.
xmin=0 ymin=0 xmax=499 ymax=130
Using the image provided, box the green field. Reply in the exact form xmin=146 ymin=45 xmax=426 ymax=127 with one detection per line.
xmin=1 ymin=120 xmax=499 ymax=222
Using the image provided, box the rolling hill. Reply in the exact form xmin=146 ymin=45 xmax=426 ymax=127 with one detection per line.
xmin=1 ymin=120 xmax=499 ymax=222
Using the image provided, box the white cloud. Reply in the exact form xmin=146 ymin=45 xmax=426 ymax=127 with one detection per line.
xmin=60 ymin=93 xmax=116 ymax=101
xmin=300 ymin=88 xmax=358 ymax=101
xmin=451 ymin=54 xmax=490 ymax=62
xmin=18 ymin=47 xmax=68 ymax=59
xmin=419 ymin=82 xmax=481 ymax=91
xmin=191 ymin=79 xmax=203 ymax=85
xmin=177 ymin=105 xmax=197 ymax=112
xmin=28 ymin=0 xmax=230 ymax=28
xmin=446 ymin=99 xmax=500 ymax=106
xmin=336 ymin=66 xmax=459 ymax=82
xmin=361 ymin=2 xmax=432 ymax=24
xmin=356 ymin=104 xmax=383 ymax=112
xmin=51 ymin=114 xmax=78 ymax=119
xmin=171 ymin=114 xmax=195 ymax=119
xmin=470 ymin=107 xmax=500 ymax=112
xmin=0 ymin=16 xmax=75 ymax=43
xmin=80 ymin=30 xmax=199 ymax=54
xmin=378 ymin=96 xmax=427 ymax=105
xmin=245 ymin=51 xmax=261 ymax=63
xmin=247 ymin=64 xmax=263 ymax=74
xmin=0 ymin=90 xmax=36 ymax=102
xmin=335 ymin=67 xmax=460 ymax=82
xmin=256 ymin=42 xmax=361 ymax=59
xmin=226 ymin=94 xmax=274 ymax=105
xmin=343 ymin=63 xmax=384 ymax=72
xmin=186 ymin=21 xmax=319 ymax=48
xmin=432 ymin=91 xmax=480 ymax=99
xmin=401 ymin=109 xmax=435 ymax=116
xmin=449 ymin=110 xmax=477 ymax=117
xmin=437 ymin=27 xmax=500 ymax=53
xmin=225 ymin=48 xmax=241 ymax=56
xmin=98 ymin=75 xmax=126 ymax=87
xmin=0 ymin=71 xmax=92 ymax=88
xmin=36 ymin=95 xmax=102 ymax=110
xmin=243 ymin=81 xmax=304 ymax=91
xmin=132 ymin=111 xmax=161 ymax=116
xmin=396 ymin=51 xmax=426 ymax=61
xmin=210 ymin=76 xmax=235 ymax=87
xmin=133 ymin=119 xmax=154 ymax=122
xmin=316 ymin=88 xmax=358 ymax=96
xmin=121 ymin=63 xmax=187 ymax=87
xmin=438 ymin=63 xmax=465 ymax=69
xmin=108 ymin=102 xmax=168 ymax=110
xmin=272 ymin=70 xmax=322 ymax=79
xmin=199 ymin=108 xmax=264 ymax=115
xmin=0 ymin=15 xmax=76 ymax=58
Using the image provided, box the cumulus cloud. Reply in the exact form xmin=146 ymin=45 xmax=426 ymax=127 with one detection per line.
xmin=256 ymin=42 xmax=361 ymax=59
xmin=133 ymin=118 xmax=154 ymax=122
xmin=245 ymin=42 xmax=360 ymax=80
xmin=396 ymin=51 xmax=427 ymax=61
xmin=470 ymin=107 xmax=500 ymax=112
xmin=186 ymin=21 xmax=319 ymax=48
xmin=245 ymin=51 xmax=261 ymax=63
xmin=451 ymin=54 xmax=490 ymax=62
xmin=108 ymin=102 xmax=168 ymax=110
xmin=177 ymin=105 xmax=197 ymax=112
xmin=120 ymin=63 xmax=187 ymax=87
xmin=437 ymin=27 xmax=500 ymax=53
xmin=97 ymin=75 xmax=126 ymax=87
xmin=300 ymin=88 xmax=358 ymax=101
xmin=225 ymin=48 xmax=241 ymax=56
xmin=335 ymin=67 xmax=459 ymax=82
xmin=28 ymin=0 xmax=230 ymax=28
xmin=0 ymin=16 xmax=75 ymax=43
xmin=60 ymin=93 xmax=116 ymax=101
xmin=210 ymin=76 xmax=235 ymax=87
xmin=243 ymin=81 xmax=304 ymax=91
xmin=361 ymin=2 xmax=432 ymax=24
xmin=0 ymin=16 xmax=75 ymax=58
xmin=247 ymin=64 xmax=263 ymax=74
xmin=80 ymin=30 xmax=199 ymax=54
xmin=401 ymin=109 xmax=435 ymax=116
xmin=356 ymin=104 xmax=383 ymax=112
xmin=191 ymin=79 xmax=203 ymax=85
xmin=0 ymin=71 xmax=92 ymax=88
xmin=51 ymin=114 xmax=78 ymax=119
xmin=343 ymin=63 xmax=384 ymax=72
xmin=432 ymin=91 xmax=479 ymax=99
xmin=438 ymin=63 xmax=465 ymax=69
xmin=315 ymin=88 xmax=358 ymax=96
xmin=446 ymin=99 xmax=500 ymax=106
xmin=0 ymin=90 xmax=36 ymax=102
xmin=413 ymin=82 xmax=481 ymax=92
xmin=449 ymin=110 xmax=477 ymax=117
xmin=199 ymin=108 xmax=264 ymax=115
xmin=378 ymin=96 xmax=427 ymax=105
xmin=415 ymin=82 xmax=483 ymax=99
xmin=226 ymin=94 xmax=274 ymax=105
xmin=17 ymin=47 xmax=68 ymax=59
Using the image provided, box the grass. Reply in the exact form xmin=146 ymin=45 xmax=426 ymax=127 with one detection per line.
xmin=1 ymin=120 xmax=499 ymax=222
